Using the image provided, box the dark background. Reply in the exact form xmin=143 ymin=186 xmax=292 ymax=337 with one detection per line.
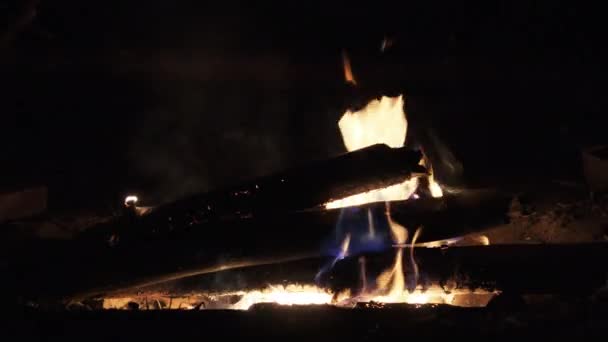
xmin=1 ymin=0 xmax=605 ymax=211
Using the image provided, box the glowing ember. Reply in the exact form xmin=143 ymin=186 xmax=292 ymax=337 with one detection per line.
xmin=325 ymin=180 xmax=418 ymax=209
xmin=325 ymin=95 xmax=442 ymax=209
xmin=231 ymin=284 xmax=335 ymax=310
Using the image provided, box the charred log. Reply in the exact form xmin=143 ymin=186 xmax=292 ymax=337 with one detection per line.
xmin=10 ymin=189 xmax=511 ymax=301
xmin=326 ymin=243 xmax=608 ymax=296
xmin=79 ymin=144 xmax=425 ymax=242
xmin=143 ymin=143 xmax=424 ymax=220
xmin=117 ymin=244 xmax=608 ymax=299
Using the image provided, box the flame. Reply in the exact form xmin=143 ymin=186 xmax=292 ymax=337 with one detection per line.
xmin=477 ymin=235 xmax=491 ymax=246
xmin=366 ymin=208 xmax=375 ymax=238
xmin=101 ymin=212 xmax=498 ymax=311
xmin=342 ymin=50 xmax=357 ymax=85
xmin=315 ymin=233 xmax=351 ymax=282
xmin=124 ymin=195 xmax=138 ymax=206
xmin=102 ymin=284 xmax=497 ymax=310
xmin=420 ymin=157 xmax=443 ymax=198
xmin=325 ymin=180 xmax=419 ymax=209
xmin=409 ymin=227 xmax=422 ymax=287
xmin=231 ymin=284 xmax=335 ymax=310
xmin=337 ymin=96 xmax=407 ymax=151
xmin=337 ymin=233 xmax=351 ymax=261
xmin=325 ymin=96 xmax=423 ymax=209
xmin=374 ymin=203 xmax=408 ymax=300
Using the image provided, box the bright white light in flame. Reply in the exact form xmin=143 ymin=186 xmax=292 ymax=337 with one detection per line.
xmin=339 ymin=233 xmax=351 ymax=259
xmin=338 ymin=96 xmax=406 ymax=151
xmin=369 ymin=287 xmax=456 ymax=305
xmin=428 ymin=179 xmax=443 ymax=198
xmin=231 ymin=285 xmax=334 ymax=310
xmin=420 ymin=157 xmax=443 ymax=198
xmin=477 ymin=235 xmax=491 ymax=246
xmin=102 ymin=284 xmax=497 ymax=310
xmin=410 ymin=227 xmax=422 ymax=286
xmin=124 ymin=195 xmax=138 ymax=206
xmin=325 ymin=179 xmax=418 ymax=209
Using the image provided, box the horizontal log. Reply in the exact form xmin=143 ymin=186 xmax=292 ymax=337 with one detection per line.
xmin=79 ymin=143 xmax=426 ymax=242
xmin=9 ymin=189 xmax=511 ymax=301
xmin=113 ymin=243 xmax=608 ymax=299
xmin=326 ymin=243 xmax=608 ymax=296
xmin=144 ymin=143 xmax=424 ymax=219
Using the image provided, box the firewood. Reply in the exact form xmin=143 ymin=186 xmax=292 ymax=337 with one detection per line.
xmin=11 ymin=190 xmax=511 ymax=301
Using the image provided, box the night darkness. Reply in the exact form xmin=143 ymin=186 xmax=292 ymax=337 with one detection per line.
xmin=1 ymin=0 xmax=604 ymax=211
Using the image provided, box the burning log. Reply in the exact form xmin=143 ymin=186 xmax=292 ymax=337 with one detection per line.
xmin=325 ymin=243 xmax=608 ymax=296
xmin=11 ymin=188 xmax=510 ymax=301
xmin=77 ymin=142 xmax=430 ymax=246
xmin=83 ymin=243 xmax=608 ymax=313
xmin=153 ymin=143 xmax=422 ymax=213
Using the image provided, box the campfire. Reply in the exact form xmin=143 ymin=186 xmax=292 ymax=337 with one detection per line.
xmin=99 ymin=89 xmax=498 ymax=311
xmin=11 ymin=51 xmax=606 ymax=319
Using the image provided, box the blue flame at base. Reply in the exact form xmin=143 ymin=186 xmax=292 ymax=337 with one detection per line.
xmin=315 ymin=206 xmax=394 ymax=284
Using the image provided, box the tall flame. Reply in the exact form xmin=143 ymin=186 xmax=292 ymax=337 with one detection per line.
xmin=342 ymin=50 xmax=357 ymax=85
xmin=366 ymin=208 xmax=375 ymax=238
xmin=420 ymin=156 xmax=443 ymax=198
xmin=232 ymin=285 xmax=334 ymax=310
xmin=409 ymin=227 xmax=423 ymax=288
xmin=375 ymin=202 xmax=408 ymax=300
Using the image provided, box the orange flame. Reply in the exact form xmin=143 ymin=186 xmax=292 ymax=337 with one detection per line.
xmin=342 ymin=50 xmax=357 ymax=85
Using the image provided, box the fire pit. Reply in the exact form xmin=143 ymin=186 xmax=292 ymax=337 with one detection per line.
xmin=2 ymin=6 xmax=607 ymax=337
xmin=8 ymin=92 xmax=607 ymax=325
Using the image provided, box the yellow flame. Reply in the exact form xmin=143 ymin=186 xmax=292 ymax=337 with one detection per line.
xmin=342 ymin=50 xmax=357 ymax=85
xmin=102 ymin=284 xmax=497 ymax=310
xmin=231 ymin=284 xmax=334 ymax=310
xmin=325 ymin=180 xmax=418 ymax=209
xmin=324 ymin=94 xmax=445 ymax=209
xmin=420 ymin=157 xmax=443 ymax=198
xmin=410 ymin=227 xmax=422 ymax=287
xmin=375 ymin=203 xmax=408 ymax=299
